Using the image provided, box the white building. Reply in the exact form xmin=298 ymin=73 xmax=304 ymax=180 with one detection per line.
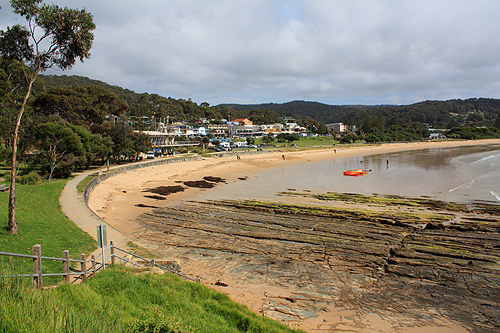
xmin=326 ymin=123 xmax=348 ymax=134
xmin=208 ymin=124 xmax=229 ymax=137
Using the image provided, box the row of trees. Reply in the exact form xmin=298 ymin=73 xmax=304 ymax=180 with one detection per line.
xmin=40 ymin=75 xmax=334 ymax=133
xmin=2 ymin=82 xmax=153 ymax=178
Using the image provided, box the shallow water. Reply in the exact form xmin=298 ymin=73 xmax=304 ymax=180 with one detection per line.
xmin=192 ymin=144 xmax=500 ymax=205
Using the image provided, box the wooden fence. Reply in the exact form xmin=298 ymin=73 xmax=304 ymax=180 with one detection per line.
xmin=0 ymin=241 xmax=195 ymax=289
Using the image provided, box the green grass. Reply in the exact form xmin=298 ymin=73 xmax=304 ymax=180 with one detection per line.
xmin=0 ymin=180 xmax=96 ymax=280
xmin=126 ymin=241 xmax=158 ymax=259
xmin=0 ymin=264 xmax=303 ymax=333
xmin=252 ymin=136 xmax=368 ymax=149
xmin=77 ymin=175 xmax=94 ymax=194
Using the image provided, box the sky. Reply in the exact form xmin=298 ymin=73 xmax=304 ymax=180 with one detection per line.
xmin=1 ymin=0 xmax=500 ymax=106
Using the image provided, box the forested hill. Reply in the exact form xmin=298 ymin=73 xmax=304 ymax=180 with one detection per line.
xmin=39 ymin=74 xmax=136 ymax=103
xmin=38 ymin=75 xmax=253 ymax=123
xmin=223 ymin=101 xmax=377 ymax=124
xmin=39 ymin=75 xmax=500 ymax=129
xmin=225 ymin=98 xmax=500 ymax=128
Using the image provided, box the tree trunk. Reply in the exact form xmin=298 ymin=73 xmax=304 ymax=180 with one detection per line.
xmin=8 ymin=77 xmax=35 ymax=235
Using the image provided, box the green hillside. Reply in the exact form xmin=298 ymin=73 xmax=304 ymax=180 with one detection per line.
xmin=225 ymin=98 xmax=500 ymax=129
xmin=40 ymin=75 xmax=500 ymax=130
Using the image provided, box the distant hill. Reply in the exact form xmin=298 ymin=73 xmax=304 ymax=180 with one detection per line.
xmin=38 ymin=75 xmax=249 ymax=123
xmin=222 ymin=101 xmax=358 ymax=124
xmin=39 ymin=75 xmax=150 ymax=115
xmin=223 ymin=98 xmax=500 ymax=128
xmin=39 ymin=75 xmax=500 ymax=128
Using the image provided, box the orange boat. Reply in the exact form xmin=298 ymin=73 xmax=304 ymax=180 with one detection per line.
xmin=343 ymin=169 xmax=369 ymax=176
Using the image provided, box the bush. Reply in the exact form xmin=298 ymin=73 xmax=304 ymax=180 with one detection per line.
xmin=18 ymin=171 xmax=42 ymax=185
xmin=190 ymin=147 xmax=203 ymax=154
xmin=340 ymin=132 xmax=358 ymax=143
xmin=131 ymin=312 xmax=195 ymax=333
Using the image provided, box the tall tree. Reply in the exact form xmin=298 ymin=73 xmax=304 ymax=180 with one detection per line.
xmin=0 ymin=0 xmax=95 ymax=235
xmin=35 ymin=118 xmax=83 ymax=181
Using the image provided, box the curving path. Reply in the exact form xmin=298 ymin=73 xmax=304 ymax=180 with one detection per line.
xmin=59 ymin=168 xmax=139 ymax=255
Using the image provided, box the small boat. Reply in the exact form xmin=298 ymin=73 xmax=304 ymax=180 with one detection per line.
xmin=343 ymin=169 xmax=370 ymax=176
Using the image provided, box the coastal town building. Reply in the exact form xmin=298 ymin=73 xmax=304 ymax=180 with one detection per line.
xmin=208 ymin=124 xmax=229 ymax=137
xmin=326 ymin=123 xmax=348 ymax=134
xmin=231 ymin=118 xmax=253 ymax=126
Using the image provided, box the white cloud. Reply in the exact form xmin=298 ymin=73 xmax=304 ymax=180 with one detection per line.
xmin=2 ymin=0 xmax=500 ymax=105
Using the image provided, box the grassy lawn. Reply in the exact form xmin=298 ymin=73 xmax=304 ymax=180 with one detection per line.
xmin=0 ymin=179 xmax=96 ymax=278
xmin=251 ymin=136 xmax=367 ymax=149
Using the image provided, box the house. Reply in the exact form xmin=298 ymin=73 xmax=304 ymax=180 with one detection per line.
xmin=208 ymin=124 xmax=229 ymax=137
xmin=228 ymin=124 xmax=259 ymax=137
xmin=140 ymin=130 xmax=176 ymax=147
xmin=429 ymin=133 xmax=447 ymax=140
xmin=326 ymin=123 xmax=348 ymax=134
xmin=232 ymin=118 xmax=253 ymax=126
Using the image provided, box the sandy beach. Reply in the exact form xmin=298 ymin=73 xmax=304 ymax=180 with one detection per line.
xmin=87 ymin=139 xmax=500 ymax=333
xmin=89 ymin=139 xmax=500 ymax=229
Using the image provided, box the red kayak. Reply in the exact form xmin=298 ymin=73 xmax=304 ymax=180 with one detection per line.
xmin=343 ymin=169 xmax=369 ymax=176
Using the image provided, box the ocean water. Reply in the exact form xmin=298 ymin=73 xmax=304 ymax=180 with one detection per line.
xmin=448 ymin=147 xmax=500 ymax=203
xmin=191 ymin=144 xmax=500 ymax=205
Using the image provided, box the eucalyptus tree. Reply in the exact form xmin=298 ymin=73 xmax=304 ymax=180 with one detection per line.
xmin=35 ymin=118 xmax=84 ymax=182
xmin=0 ymin=0 xmax=95 ymax=234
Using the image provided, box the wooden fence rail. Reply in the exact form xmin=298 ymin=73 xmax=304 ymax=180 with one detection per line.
xmin=0 ymin=241 xmax=194 ymax=289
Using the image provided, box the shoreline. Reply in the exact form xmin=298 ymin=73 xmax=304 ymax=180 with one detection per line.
xmin=87 ymin=139 xmax=500 ymax=333
xmin=88 ymin=139 xmax=500 ymax=230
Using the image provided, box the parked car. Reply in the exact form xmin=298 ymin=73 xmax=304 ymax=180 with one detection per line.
xmin=146 ymin=151 xmax=155 ymax=159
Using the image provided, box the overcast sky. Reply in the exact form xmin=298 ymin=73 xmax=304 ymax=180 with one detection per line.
xmin=1 ymin=1 xmax=500 ymax=106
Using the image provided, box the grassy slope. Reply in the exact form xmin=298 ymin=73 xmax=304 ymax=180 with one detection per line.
xmin=0 ymin=180 xmax=303 ymax=333
xmin=0 ymin=180 xmax=96 ymax=264
xmin=0 ymin=265 xmax=303 ymax=333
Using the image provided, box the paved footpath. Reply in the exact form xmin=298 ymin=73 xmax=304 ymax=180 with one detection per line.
xmin=59 ymin=168 xmax=134 ymax=257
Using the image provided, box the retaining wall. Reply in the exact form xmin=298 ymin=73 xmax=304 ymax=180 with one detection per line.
xmin=83 ymin=155 xmax=203 ymax=204
xmin=83 ymin=150 xmax=273 ymax=204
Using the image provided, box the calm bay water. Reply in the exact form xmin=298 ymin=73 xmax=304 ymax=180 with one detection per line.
xmin=191 ymin=144 xmax=500 ymax=205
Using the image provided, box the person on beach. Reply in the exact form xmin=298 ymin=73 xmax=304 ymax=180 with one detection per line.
xmin=282 ymin=155 xmax=285 ymax=160
xmin=334 ymin=149 xmax=336 ymax=154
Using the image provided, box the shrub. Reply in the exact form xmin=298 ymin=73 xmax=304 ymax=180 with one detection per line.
xmin=190 ymin=147 xmax=203 ymax=154
xmin=131 ymin=312 xmax=195 ymax=333
xmin=18 ymin=171 xmax=42 ymax=185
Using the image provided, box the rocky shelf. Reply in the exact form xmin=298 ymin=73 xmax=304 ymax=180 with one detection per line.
xmin=135 ymin=197 xmax=500 ymax=331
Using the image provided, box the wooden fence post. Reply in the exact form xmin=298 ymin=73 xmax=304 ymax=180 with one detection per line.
xmin=62 ymin=250 xmax=70 ymax=284
xmin=80 ymin=253 xmax=86 ymax=282
xmin=151 ymin=258 xmax=155 ymax=268
xmin=32 ymin=244 xmax=42 ymax=289
xmin=110 ymin=241 xmax=115 ymax=265
xmin=91 ymin=254 xmax=96 ymax=278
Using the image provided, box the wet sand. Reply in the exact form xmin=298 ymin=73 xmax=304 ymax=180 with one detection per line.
xmin=87 ymin=139 xmax=500 ymax=333
xmin=187 ymin=142 xmax=500 ymax=205
xmin=89 ymin=140 xmax=500 ymax=228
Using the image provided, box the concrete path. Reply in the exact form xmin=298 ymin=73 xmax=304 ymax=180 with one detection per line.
xmin=59 ymin=168 xmax=134 ymax=256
